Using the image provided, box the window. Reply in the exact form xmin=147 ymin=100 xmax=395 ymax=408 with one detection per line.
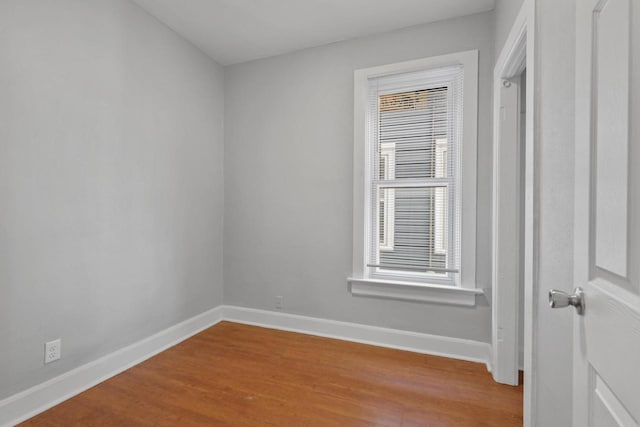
xmin=369 ymin=71 xmax=462 ymax=286
xmin=434 ymin=138 xmax=448 ymax=255
xmin=349 ymin=51 xmax=480 ymax=305
xmin=378 ymin=142 xmax=395 ymax=251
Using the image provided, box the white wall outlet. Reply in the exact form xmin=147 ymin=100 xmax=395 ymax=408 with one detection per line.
xmin=44 ymin=339 xmax=61 ymax=364
xmin=275 ymin=296 xmax=284 ymax=310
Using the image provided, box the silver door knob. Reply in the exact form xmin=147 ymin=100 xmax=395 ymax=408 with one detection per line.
xmin=549 ymin=287 xmax=585 ymax=315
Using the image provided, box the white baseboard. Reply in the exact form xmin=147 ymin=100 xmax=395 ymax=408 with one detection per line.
xmin=1 ymin=304 xmax=491 ymax=426
xmin=221 ymin=305 xmax=492 ymax=367
xmin=0 ymin=306 xmax=224 ymax=427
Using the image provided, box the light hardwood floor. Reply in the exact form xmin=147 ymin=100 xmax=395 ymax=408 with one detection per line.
xmin=21 ymin=321 xmax=523 ymax=426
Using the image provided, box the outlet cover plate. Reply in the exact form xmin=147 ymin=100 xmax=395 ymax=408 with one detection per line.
xmin=44 ymin=339 xmax=61 ymax=364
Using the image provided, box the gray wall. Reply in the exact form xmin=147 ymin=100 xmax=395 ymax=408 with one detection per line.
xmin=494 ymin=0 xmax=525 ymax=59
xmin=0 ymin=0 xmax=225 ymax=400
xmin=532 ymin=0 xmax=575 ymax=425
xmin=224 ymin=12 xmax=494 ymax=342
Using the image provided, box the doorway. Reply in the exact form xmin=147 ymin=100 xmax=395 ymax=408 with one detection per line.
xmin=491 ymin=1 xmax=532 ymax=393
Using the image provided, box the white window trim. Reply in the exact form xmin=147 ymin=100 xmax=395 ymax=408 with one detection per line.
xmin=348 ymin=50 xmax=480 ymax=306
xmin=434 ymin=138 xmax=448 ymax=256
xmin=378 ymin=142 xmax=395 ymax=251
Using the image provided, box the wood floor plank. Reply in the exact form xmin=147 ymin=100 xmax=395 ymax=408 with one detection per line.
xmin=20 ymin=322 xmax=522 ymax=426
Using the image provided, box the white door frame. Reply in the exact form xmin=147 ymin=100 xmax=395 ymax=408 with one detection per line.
xmin=491 ymin=1 xmax=537 ymax=425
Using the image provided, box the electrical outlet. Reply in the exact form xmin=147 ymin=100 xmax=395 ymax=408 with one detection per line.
xmin=275 ymin=296 xmax=284 ymax=310
xmin=44 ymin=339 xmax=61 ymax=364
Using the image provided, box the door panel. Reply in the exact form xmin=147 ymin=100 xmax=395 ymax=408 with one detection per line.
xmin=593 ymin=0 xmax=629 ymax=278
xmin=585 ymin=285 xmax=640 ymax=424
xmin=575 ymin=0 xmax=640 ymax=426
xmin=592 ymin=372 xmax=637 ymax=427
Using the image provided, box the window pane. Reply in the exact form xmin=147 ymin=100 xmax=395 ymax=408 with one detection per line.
xmin=375 ymin=186 xmax=448 ymax=272
xmin=377 ymin=88 xmax=449 ymax=180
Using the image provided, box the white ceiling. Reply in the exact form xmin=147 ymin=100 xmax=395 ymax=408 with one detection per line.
xmin=133 ymin=0 xmax=495 ymax=65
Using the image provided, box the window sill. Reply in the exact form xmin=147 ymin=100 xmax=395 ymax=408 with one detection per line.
xmin=347 ymin=277 xmax=483 ymax=307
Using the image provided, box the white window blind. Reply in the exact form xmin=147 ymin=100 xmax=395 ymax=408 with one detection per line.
xmin=366 ymin=65 xmax=463 ymax=285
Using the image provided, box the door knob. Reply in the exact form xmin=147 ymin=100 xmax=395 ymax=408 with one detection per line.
xmin=549 ymin=287 xmax=585 ymax=315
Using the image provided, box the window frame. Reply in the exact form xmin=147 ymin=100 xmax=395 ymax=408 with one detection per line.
xmin=434 ymin=137 xmax=449 ymax=256
xmin=378 ymin=142 xmax=396 ymax=251
xmin=369 ymin=73 xmax=460 ymax=287
xmin=348 ymin=50 xmax=481 ymax=306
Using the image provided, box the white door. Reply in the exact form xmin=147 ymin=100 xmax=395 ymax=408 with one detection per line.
xmin=570 ymin=0 xmax=640 ymax=426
